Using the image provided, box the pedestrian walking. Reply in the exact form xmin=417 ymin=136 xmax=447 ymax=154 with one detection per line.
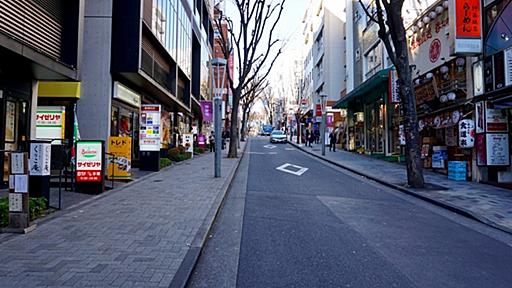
xmin=309 ymin=131 xmax=316 ymax=147
xmin=315 ymin=129 xmax=320 ymax=144
xmin=329 ymin=131 xmax=337 ymax=152
xmin=305 ymin=129 xmax=311 ymax=147
xmin=209 ymin=132 xmax=215 ymax=152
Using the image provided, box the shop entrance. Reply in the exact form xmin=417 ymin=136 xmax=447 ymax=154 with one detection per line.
xmin=111 ymin=102 xmax=140 ymax=162
xmin=0 ymin=85 xmax=31 ymax=187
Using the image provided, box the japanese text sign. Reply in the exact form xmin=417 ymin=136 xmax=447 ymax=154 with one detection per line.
xmin=450 ymin=0 xmax=482 ymax=54
xmin=107 ymin=137 xmax=132 ymax=180
xmin=76 ymin=141 xmax=103 ymax=182
xmin=458 ymin=119 xmax=475 ymax=148
xmin=455 ymin=0 xmax=481 ymax=38
xmin=140 ymin=104 xmax=161 ymax=151
xmin=29 ymin=143 xmax=51 ymax=176
xmin=36 ymin=106 xmax=65 ymax=140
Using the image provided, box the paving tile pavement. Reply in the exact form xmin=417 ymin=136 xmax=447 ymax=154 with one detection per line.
xmin=0 ymin=144 xmax=244 ymax=288
xmin=290 ymin=139 xmax=512 ymax=234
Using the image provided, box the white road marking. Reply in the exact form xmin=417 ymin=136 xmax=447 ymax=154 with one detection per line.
xmin=275 ymin=163 xmax=309 ymax=176
xmin=285 ymin=148 xmax=296 ymax=151
xmin=263 ymin=145 xmax=276 ymax=149
xmin=247 ymin=152 xmax=277 ymax=155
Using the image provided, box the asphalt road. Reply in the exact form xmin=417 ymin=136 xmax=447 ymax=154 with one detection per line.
xmin=189 ymin=137 xmax=512 ymax=288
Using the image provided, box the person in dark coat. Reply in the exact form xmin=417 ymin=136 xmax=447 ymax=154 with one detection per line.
xmin=209 ymin=132 xmax=215 ymax=152
xmin=305 ymin=129 xmax=311 ymax=147
xmin=329 ymin=131 xmax=337 ymax=152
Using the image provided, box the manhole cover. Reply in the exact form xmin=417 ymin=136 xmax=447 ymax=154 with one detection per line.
xmin=153 ymin=179 xmax=163 ymax=182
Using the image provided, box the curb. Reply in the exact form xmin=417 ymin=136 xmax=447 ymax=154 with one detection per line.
xmin=169 ymin=142 xmax=249 ymax=288
xmin=289 ymin=142 xmax=512 ymax=235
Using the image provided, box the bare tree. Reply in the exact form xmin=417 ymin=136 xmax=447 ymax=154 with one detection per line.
xmin=240 ymin=78 xmax=269 ymax=141
xmin=359 ymin=0 xmax=424 ymax=188
xmin=214 ymin=0 xmax=286 ymax=158
xmin=260 ymin=87 xmax=274 ymax=125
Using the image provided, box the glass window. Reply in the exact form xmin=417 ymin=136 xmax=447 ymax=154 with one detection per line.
xmin=111 ymin=106 xmax=119 ymax=136
xmin=364 ymin=43 xmax=383 ymax=79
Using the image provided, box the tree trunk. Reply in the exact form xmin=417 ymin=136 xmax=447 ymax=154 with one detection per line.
xmin=228 ymin=90 xmax=240 ymax=158
xmin=240 ymin=107 xmax=248 ymax=142
xmin=390 ymin=6 xmax=425 ymax=188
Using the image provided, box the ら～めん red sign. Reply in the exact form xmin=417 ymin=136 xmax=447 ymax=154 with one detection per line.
xmin=451 ymin=0 xmax=482 ymax=54
xmin=455 ymin=0 xmax=481 ymax=38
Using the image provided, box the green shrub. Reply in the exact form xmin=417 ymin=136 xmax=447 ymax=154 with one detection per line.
xmin=194 ymin=147 xmax=204 ymax=154
xmin=0 ymin=196 xmax=48 ymax=227
xmin=169 ymin=147 xmax=180 ymax=158
xmin=0 ymin=197 xmax=8 ymax=227
xmin=29 ymin=197 xmax=47 ymax=220
xmin=160 ymin=158 xmax=172 ymax=169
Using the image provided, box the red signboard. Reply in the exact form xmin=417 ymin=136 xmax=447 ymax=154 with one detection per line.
xmin=455 ymin=0 xmax=481 ymax=38
xmin=315 ymin=104 xmax=322 ymax=117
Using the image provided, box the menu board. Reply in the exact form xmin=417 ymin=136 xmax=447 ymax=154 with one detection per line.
xmin=140 ymin=104 xmax=161 ymax=151
xmin=486 ymin=134 xmax=510 ymax=166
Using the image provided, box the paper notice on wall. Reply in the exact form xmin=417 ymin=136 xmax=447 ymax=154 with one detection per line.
xmin=10 ymin=153 xmax=24 ymax=174
xmin=8 ymin=175 xmax=15 ymax=190
xmin=14 ymin=175 xmax=28 ymax=193
xmin=9 ymin=193 xmax=23 ymax=212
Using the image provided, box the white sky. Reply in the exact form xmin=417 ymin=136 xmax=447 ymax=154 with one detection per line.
xmin=218 ymin=0 xmax=308 ymax=116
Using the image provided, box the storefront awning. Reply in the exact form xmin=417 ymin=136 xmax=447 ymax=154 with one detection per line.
xmin=38 ymin=81 xmax=81 ymax=99
xmin=333 ymin=68 xmax=390 ymax=109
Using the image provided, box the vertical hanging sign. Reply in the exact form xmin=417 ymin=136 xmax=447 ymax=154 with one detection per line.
xmin=200 ymin=101 xmax=213 ymax=122
xmin=140 ymin=104 xmax=161 ymax=151
xmin=29 ymin=143 xmax=51 ymax=176
xmin=388 ymin=69 xmax=400 ymax=103
xmin=450 ymin=0 xmax=482 ymax=54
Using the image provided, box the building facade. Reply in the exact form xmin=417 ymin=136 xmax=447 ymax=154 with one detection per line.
xmin=339 ymin=0 xmax=512 ymax=186
xmin=474 ymin=0 xmax=512 ymax=187
xmin=299 ymin=0 xmax=347 ymax=142
xmin=0 ymin=0 xmax=84 ymax=186
xmin=79 ymin=0 xmax=214 ymax=168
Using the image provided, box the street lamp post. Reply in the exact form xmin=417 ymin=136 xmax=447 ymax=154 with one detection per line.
xmin=210 ymin=58 xmax=227 ymax=178
xmin=320 ymin=93 xmax=328 ymax=156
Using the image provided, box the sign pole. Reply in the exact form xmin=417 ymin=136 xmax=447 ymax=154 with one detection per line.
xmin=320 ymin=93 xmax=327 ymax=156
xmin=6 ymin=152 xmax=35 ymax=233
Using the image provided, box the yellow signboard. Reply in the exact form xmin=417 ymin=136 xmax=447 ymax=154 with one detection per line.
xmin=107 ymin=136 xmax=132 ymax=180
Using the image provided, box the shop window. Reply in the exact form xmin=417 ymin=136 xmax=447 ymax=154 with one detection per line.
xmin=363 ymin=43 xmax=383 ymax=80
xmin=111 ymin=106 xmax=119 ymax=136
xmin=119 ymin=109 xmax=133 ymax=137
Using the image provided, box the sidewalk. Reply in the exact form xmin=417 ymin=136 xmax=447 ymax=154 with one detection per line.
xmin=290 ymin=139 xmax=512 ymax=234
xmin=0 ymin=143 xmax=245 ymax=287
